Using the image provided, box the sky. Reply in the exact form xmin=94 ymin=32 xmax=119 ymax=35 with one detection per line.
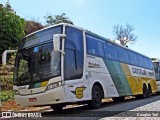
xmin=0 ymin=0 xmax=160 ymax=59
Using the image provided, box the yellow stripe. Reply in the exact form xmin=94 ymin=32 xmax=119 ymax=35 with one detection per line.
xmin=121 ymin=63 xmax=131 ymax=75
xmin=121 ymin=63 xmax=157 ymax=94
xmin=40 ymin=81 xmax=48 ymax=87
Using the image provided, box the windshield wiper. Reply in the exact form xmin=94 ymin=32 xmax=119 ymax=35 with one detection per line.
xmin=18 ymin=72 xmax=30 ymax=81
xmin=33 ymin=72 xmax=42 ymax=80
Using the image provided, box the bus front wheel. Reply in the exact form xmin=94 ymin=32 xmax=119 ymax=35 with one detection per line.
xmin=88 ymin=85 xmax=103 ymax=109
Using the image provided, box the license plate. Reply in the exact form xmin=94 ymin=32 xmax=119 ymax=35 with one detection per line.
xmin=29 ymin=98 xmax=37 ymax=102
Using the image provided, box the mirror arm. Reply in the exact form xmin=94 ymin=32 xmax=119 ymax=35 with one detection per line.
xmin=59 ymin=50 xmax=65 ymax=55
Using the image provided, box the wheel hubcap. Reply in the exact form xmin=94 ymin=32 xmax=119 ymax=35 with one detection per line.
xmin=94 ymin=91 xmax=101 ymax=103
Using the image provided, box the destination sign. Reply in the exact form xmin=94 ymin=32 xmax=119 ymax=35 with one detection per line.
xmin=22 ymin=26 xmax=62 ymax=48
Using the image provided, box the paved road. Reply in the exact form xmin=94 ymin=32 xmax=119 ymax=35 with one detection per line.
xmin=9 ymin=93 xmax=160 ymax=120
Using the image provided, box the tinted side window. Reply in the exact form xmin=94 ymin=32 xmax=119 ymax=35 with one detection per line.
xmin=117 ymin=47 xmax=129 ymax=63
xmin=136 ymin=55 xmax=144 ymax=67
xmin=65 ymin=27 xmax=83 ymax=50
xmin=143 ymin=57 xmax=149 ymax=69
xmin=86 ymin=35 xmax=104 ymax=57
xmin=147 ymin=59 xmax=153 ymax=69
xmin=128 ymin=51 xmax=138 ymax=66
xmin=104 ymin=42 xmax=118 ymax=60
xmin=64 ymin=27 xmax=84 ymax=80
xmin=64 ymin=49 xmax=77 ymax=80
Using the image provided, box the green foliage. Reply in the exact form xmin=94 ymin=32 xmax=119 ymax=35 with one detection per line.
xmin=0 ymin=65 xmax=13 ymax=91
xmin=0 ymin=4 xmax=25 ymax=63
xmin=45 ymin=13 xmax=73 ymax=26
xmin=0 ymin=55 xmax=15 ymax=93
xmin=0 ymin=90 xmax=14 ymax=102
xmin=0 ymin=75 xmax=13 ymax=91
xmin=0 ymin=55 xmax=15 ymax=102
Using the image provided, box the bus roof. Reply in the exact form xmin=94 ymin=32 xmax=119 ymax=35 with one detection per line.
xmin=24 ymin=23 xmax=151 ymax=59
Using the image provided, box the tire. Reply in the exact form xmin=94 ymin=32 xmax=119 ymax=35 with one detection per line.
xmin=141 ymin=85 xmax=148 ymax=99
xmin=147 ymin=85 xmax=152 ymax=98
xmin=88 ymin=85 xmax=103 ymax=109
xmin=51 ymin=104 xmax=64 ymax=112
xmin=135 ymin=95 xmax=141 ymax=99
xmin=112 ymin=96 xmax=125 ymax=102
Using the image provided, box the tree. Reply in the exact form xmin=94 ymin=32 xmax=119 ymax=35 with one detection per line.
xmin=113 ymin=23 xmax=137 ymax=46
xmin=25 ymin=20 xmax=45 ymax=35
xmin=45 ymin=13 xmax=73 ymax=26
xmin=0 ymin=3 xmax=25 ymax=63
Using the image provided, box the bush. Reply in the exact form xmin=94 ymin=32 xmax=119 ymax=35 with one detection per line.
xmin=0 ymin=55 xmax=15 ymax=102
xmin=0 ymin=4 xmax=25 ymax=64
xmin=0 ymin=65 xmax=13 ymax=91
xmin=0 ymin=90 xmax=14 ymax=102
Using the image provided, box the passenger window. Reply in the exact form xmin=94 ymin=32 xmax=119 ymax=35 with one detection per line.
xmin=117 ymin=47 xmax=129 ymax=63
xmin=86 ymin=35 xmax=104 ymax=57
xmin=143 ymin=57 xmax=149 ymax=69
xmin=147 ymin=59 xmax=153 ymax=69
xmin=128 ymin=51 xmax=138 ymax=65
xmin=104 ymin=42 xmax=118 ymax=60
xmin=136 ymin=55 xmax=144 ymax=67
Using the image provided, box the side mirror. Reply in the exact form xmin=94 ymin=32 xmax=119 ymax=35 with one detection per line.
xmin=53 ymin=34 xmax=66 ymax=53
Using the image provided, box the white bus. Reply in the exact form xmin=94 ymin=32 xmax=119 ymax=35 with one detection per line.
xmin=13 ymin=23 xmax=157 ymax=111
xmin=152 ymin=58 xmax=160 ymax=92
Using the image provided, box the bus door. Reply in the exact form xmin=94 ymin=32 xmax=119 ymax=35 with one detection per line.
xmin=63 ymin=27 xmax=89 ymax=102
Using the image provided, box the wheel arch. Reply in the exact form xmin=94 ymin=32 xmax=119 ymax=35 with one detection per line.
xmin=92 ymin=82 xmax=105 ymax=98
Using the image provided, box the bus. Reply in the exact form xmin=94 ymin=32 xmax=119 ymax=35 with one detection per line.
xmin=13 ymin=23 xmax=157 ymax=111
xmin=152 ymin=58 xmax=160 ymax=92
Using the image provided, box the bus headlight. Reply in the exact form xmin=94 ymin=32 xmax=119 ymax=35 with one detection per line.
xmin=14 ymin=90 xmax=20 ymax=95
xmin=46 ymin=81 xmax=62 ymax=91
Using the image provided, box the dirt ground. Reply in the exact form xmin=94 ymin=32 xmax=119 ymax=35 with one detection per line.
xmin=0 ymin=98 xmax=120 ymax=112
xmin=1 ymin=100 xmax=25 ymax=111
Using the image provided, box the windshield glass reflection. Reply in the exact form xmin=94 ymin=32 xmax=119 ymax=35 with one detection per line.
xmin=14 ymin=42 xmax=61 ymax=85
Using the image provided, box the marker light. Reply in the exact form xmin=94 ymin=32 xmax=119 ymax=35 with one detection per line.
xmin=14 ymin=90 xmax=20 ymax=95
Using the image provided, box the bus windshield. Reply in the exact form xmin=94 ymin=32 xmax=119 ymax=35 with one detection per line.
xmin=14 ymin=25 xmax=62 ymax=85
xmin=153 ymin=62 xmax=160 ymax=81
xmin=14 ymin=42 xmax=61 ymax=85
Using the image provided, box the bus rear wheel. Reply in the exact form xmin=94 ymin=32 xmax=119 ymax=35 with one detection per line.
xmin=51 ymin=104 xmax=64 ymax=112
xmin=147 ymin=85 xmax=152 ymax=98
xmin=141 ymin=85 xmax=148 ymax=99
xmin=88 ymin=85 xmax=103 ymax=109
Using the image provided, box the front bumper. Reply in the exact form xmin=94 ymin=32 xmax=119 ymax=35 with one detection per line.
xmin=14 ymin=86 xmax=67 ymax=107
